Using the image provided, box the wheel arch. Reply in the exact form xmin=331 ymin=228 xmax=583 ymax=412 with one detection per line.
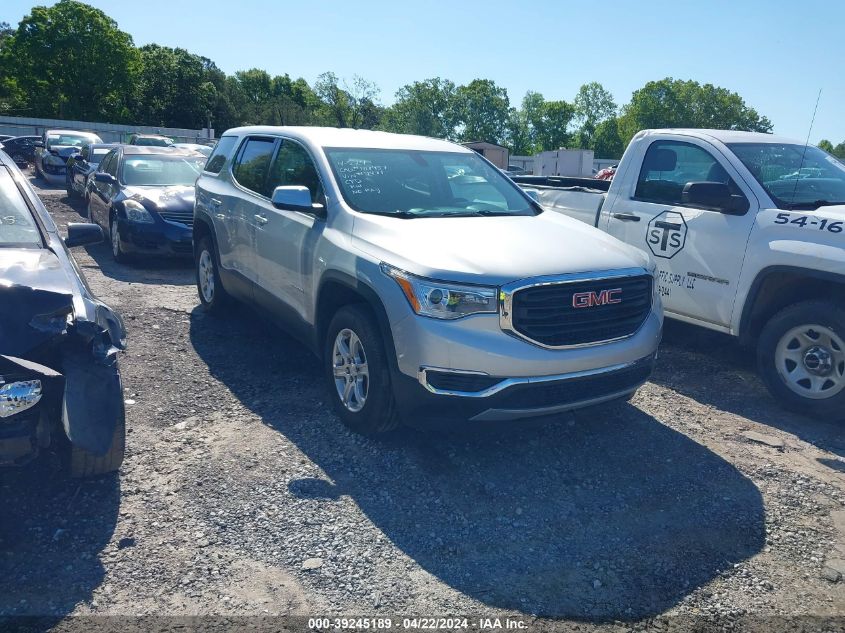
xmin=315 ymin=271 xmax=398 ymax=371
xmin=739 ymin=266 xmax=845 ymax=346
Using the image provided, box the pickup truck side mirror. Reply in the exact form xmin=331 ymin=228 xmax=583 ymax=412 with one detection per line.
xmin=271 ymin=185 xmax=326 ymax=218
xmin=64 ymin=222 xmax=104 ymax=248
xmin=682 ymin=181 xmax=749 ymax=215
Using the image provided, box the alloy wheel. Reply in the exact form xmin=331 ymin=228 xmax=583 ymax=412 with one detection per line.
xmin=332 ymin=328 xmax=369 ymax=412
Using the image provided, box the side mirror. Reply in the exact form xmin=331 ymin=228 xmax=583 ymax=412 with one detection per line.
xmin=95 ymin=172 xmax=116 ymax=184
xmin=64 ymin=222 xmax=104 ymax=248
xmin=33 ymin=141 xmax=44 ymax=148
xmin=271 ymin=185 xmax=326 ymax=217
xmin=682 ymin=181 xmax=748 ymax=214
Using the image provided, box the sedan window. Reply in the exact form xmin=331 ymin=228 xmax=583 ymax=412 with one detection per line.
xmin=0 ymin=170 xmax=41 ymax=248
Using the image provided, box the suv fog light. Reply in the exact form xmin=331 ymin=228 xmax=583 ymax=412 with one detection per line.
xmin=0 ymin=380 xmax=43 ymax=418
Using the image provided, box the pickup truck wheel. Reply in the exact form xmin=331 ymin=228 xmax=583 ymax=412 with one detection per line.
xmin=68 ymin=415 xmax=126 ymax=478
xmin=758 ymin=301 xmax=845 ymax=420
xmin=324 ymin=305 xmax=400 ymax=435
xmin=195 ymin=236 xmax=231 ymax=313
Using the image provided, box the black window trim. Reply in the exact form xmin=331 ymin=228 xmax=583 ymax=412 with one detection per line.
xmin=630 ymin=138 xmax=752 ymax=215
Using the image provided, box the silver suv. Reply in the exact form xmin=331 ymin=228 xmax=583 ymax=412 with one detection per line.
xmin=193 ymin=127 xmax=663 ymax=434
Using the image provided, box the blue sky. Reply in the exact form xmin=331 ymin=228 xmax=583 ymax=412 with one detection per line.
xmin=5 ymin=0 xmax=843 ymax=143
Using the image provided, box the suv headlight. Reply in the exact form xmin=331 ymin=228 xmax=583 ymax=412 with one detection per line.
xmin=123 ymin=199 xmax=154 ymax=224
xmin=381 ymin=263 xmax=497 ymax=319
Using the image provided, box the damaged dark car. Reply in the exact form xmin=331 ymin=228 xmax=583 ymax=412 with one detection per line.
xmin=0 ymin=149 xmax=127 ymax=477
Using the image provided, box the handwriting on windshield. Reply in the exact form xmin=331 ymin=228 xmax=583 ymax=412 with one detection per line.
xmin=336 ymin=160 xmax=387 ymax=195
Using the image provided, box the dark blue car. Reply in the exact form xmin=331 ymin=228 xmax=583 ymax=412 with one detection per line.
xmin=66 ymin=142 xmax=120 ymax=201
xmin=87 ymin=145 xmax=206 ymax=262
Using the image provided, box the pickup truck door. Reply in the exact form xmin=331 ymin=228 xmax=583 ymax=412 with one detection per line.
xmin=254 ymin=137 xmax=325 ymax=320
xmin=604 ymin=137 xmax=757 ymax=330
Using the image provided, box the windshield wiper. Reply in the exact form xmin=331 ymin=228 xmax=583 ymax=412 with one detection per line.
xmin=785 ymin=200 xmax=845 ymax=210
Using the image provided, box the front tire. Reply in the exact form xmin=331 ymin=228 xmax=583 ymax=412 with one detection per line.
xmin=758 ymin=300 xmax=845 ymax=419
xmin=109 ymin=216 xmax=129 ymax=264
xmin=324 ymin=305 xmax=400 ymax=435
xmin=195 ymin=236 xmax=231 ymax=313
xmin=69 ymin=415 xmax=125 ymax=478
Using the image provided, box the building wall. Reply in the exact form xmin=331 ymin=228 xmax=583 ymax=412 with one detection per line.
xmin=0 ymin=115 xmax=213 ymax=143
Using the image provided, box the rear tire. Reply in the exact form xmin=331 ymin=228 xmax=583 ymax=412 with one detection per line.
xmin=757 ymin=300 xmax=845 ymax=420
xmin=69 ymin=415 xmax=125 ymax=478
xmin=324 ymin=305 xmax=401 ymax=435
xmin=195 ymin=236 xmax=231 ymax=313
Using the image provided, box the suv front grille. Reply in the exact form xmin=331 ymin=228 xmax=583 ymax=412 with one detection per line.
xmin=508 ymin=274 xmax=652 ymax=347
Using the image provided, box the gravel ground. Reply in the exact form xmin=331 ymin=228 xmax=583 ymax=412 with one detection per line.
xmin=1 ymin=173 xmax=844 ymax=630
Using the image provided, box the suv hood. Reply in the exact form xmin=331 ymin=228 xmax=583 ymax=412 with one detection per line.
xmin=125 ymin=185 xmax=195 ymax=212
xmin=351 ymin=211 xmax=651 ymax=286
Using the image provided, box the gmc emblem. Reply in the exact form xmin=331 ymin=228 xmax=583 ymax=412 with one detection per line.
xmin=572 ymin=288 xmax=622 ymax=308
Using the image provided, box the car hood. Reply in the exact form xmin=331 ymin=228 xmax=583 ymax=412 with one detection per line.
xmin=0 ymin=248 xmax=76 ymax=357
xmin=351 ymin=210 xmax=651 ymax=286
xmin=124 ymin=185 xmax=195 ymax=211
xmin=49 ymin=146 xmax=83 ymax=160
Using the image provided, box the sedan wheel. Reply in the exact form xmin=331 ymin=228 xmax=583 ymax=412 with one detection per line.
xmin=110 ymin=220 xmax=128 ymax=263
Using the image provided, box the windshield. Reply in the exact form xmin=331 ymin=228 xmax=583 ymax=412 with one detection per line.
xmin=134 ymin=137 xmax=172 ymax=147
xmin=47 ymin=133 xmax=100 ymax=148
xmin=727 ymin=143 xmax=845 ymax=209
xmin=0 ymin=170 xmax=41 ymax=248
xmin=121 ymin=156 xmax=206 ymax=186
xmin=324 ymin=148 xmax=538 ymax=217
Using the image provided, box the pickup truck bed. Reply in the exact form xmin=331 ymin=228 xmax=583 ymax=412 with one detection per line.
xmin=510 ymin=175 xmax=608 ymax=227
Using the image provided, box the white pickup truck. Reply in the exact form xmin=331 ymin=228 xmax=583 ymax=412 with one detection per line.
xmin=514 ymin=129 xmax=845 ymax=418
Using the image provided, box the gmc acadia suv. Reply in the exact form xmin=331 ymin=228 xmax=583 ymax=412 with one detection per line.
xmin=193 ymin=127 xmax=663 ymax=434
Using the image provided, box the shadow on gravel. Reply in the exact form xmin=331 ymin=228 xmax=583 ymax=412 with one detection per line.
xmin=654 ymin=320 xmax=845 ymax=460
xmin=82 ymin=241 xmax=193 ymax=286
xmin=189 ymin=306 xmax=766 ymax=620
xmin=0 ymin=460 xmax=120 ymax=619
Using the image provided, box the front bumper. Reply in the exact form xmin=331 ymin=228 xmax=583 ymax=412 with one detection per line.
xmin=116 ymin=218 xmax=194 ymax=257
xmin=393 ymin=354 xmax=655 ymax=423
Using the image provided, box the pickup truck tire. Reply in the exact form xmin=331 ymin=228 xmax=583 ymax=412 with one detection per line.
xmin=324 ymin=305 xmax=400 ymax=435
xmin=195 ymin=236 xmax=230 ymax=313
xmin=758 ymin=300 xmax=845 ymax=420
xmin=68 ymin=415 xmax=126 ymax=478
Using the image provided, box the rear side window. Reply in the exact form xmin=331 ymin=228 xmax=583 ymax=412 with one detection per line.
xmin=0 ymin=169 xmax=41 ymax=248
xmin=204 ymin=136 xmax=238 ymax=174
xmin=232 ymin=137 xmax=276 ymax=196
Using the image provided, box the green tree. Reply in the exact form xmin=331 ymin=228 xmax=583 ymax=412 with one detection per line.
xmin=593 ymin=117 xmax=625 ymax=158
xmin=818 ymin=139 xmax=835 ymax=154
xmin=381 ymin=78 xmax=457 ymax=139
xmin=2 ymin=0 xmax=138 ymax=121
xmin=834 ymin=142 xmax=845 ymax=159
xmin=454 ymin=79 xmax=510 ymax=144
xmin=573 ymin=82 xmax=617 ymax=149
xmin=314 ymin=72 xmax=380 ymax=129
xmin=135 ymin=44 xmax=217 ymax=128
xmin=618 ymin=78 xmax=772 ymax=145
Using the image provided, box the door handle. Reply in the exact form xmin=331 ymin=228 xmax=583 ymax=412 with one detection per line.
xmin=215 ymin=214 xmax=226 ymax=221
xmin=254 ymin=214 xmax=269 ymax=225
xmin=612 ymin=212 xmax=641 ymax=222
xmin=210 ymin=198 xmax=222 ymax=207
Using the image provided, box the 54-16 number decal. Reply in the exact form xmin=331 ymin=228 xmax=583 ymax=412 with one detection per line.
xmin=774 ymin=212 xmax=843 ymax=233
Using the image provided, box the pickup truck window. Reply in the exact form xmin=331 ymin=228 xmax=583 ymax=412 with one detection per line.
xmin=0 ymin=169 xmax=42 ymax=248
xmin=232 ymin=137 xmax=276 ymax=196
xmin=324 ymin=148 xmax=537 ymax=218
xmin=727 ymin=143 xmax=845 ymax=210
xmin=635 ymin=140 xmax=742 ymax=207
xmin=267 ymin=140 xmax=323 ymax=203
